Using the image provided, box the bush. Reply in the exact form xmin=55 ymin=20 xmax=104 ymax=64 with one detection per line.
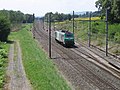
xmin=0 ymin=49 xmax=7 ymax=58
xmin=0 ymin=16 xmax=10 ymax=42
xmin=114 ymin=32 xmax=120 ymax=43
xmin=0 ymin=47 xmax=7 ymax=88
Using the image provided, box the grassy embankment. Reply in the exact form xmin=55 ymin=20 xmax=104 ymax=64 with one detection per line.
xmin=9 ymin=24 xmax=71 ymax=90
xmin=54 ymin=17 xmax=120 ymax=55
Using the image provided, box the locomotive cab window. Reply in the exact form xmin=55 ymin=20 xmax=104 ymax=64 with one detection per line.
xmin=55 ymin=32 xmax=57 ymax=37
xmin=65 ymin=34 xmax=73 ymax=37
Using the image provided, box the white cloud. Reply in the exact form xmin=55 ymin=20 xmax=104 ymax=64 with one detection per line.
xmin=0 ymin=0 xmax=98 ymax=16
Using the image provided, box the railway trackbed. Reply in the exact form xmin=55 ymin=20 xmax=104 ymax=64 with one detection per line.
xmin=76 ymin=42 xmax=120 ymax=69
xmin=32 ymin=20 xmax=120 ymax=90
xmin=72 ymin=46 xmax=120 ymax=77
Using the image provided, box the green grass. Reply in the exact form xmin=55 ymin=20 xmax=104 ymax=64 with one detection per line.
xmin=9 ymin=24 xmax=71 ymax=90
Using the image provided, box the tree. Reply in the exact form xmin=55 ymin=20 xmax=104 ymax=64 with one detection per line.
xmin=67 ymin=14 xmax=72 ymax=20
xmin=25 ymin=14 xmax=34 ymax=23
xmin=95 ymin=0 xmax=120 ymax=23
xmin=0 ymin=15 xmax=10 ymax=42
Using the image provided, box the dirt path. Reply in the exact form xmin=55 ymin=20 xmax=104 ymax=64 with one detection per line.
xmin=4 ymin=41 xmax=32 ymax=90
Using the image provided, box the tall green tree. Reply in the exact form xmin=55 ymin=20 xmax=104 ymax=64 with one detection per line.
xmin=0 ymin=15 xmax=10 ymax=42
xmin=95 ymin=0 xmax=120 ymax=23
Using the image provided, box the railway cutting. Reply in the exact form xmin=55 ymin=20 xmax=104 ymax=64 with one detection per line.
xmin=32 ymin=20 xmax=120 ymax=90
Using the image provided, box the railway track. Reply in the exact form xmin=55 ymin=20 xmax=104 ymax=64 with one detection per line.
xmin=90 ymin=44 xmax=120 ymax=60
xmin=32 ymin=20 xmax=120 ymax=90
xmin=76 ymin=41 xmax=120 ymax=68
xmin=52 ymin=41 xmax=120 ymax=90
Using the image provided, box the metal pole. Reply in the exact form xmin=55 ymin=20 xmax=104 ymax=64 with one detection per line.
xmin=53 ymin=21 xmax=55 ymax=31
xmin=47 ymin=16 xmax=48 ymax=30
xmin=33 ymin=13 xmax=35 ymax=39
xmin=73 ymin=11 xmax=75 ymax=34
xmin=33 ymin=13 xmax=35 ymax=28
xmin=33 ymin=13 xmax=35 ymax=22
xmin=105 ymin=9 xmax=108 ymax=56
xmin=48 ymin=13 xmax=51 ymax=58
xmin=82 ymin=21 xmax=84 ymax=31
xmin=88 ymin=12 xmax=91 ymax=47
xmin=43 ymin=18 xmax=44 ymax=30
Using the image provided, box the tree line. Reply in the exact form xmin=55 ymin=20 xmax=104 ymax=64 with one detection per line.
xmin=44 ymin=12 xmax=78 ymax=22
xmin=79 ymin=11 xmax=101 ymax=17
xmin=44 ymin=11 xmax=103 ymax=22
xmin=0 ymin=10 xmax=34 ymax=23
xmin=0 ymin=9 xmax=34 ymax=42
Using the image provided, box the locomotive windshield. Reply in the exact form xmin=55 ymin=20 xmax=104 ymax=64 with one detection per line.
xmin=65 ymin=32 xmax=74 ymax=38
xmin=66 ymin=34 xmax=73 ymax=37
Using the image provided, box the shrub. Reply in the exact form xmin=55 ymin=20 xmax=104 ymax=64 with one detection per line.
xmin=114 ymin=32 xmax=120 ymax=43
xmin=0 ymin=49 xmax=7 ymax=58
xmin=0 ymin=47 xmax=7 ymax=88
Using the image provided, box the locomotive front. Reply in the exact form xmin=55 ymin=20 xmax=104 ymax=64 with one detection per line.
xmin=64 ymin=32 xmax=74 ymax=46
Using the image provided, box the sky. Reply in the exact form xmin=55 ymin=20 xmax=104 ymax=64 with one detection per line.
xmin=0 ymin=0 xmax=98 ymax=17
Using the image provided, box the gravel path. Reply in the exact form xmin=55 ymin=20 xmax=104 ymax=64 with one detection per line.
xmin=4 ymin=41 xmax=32 ymax=90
